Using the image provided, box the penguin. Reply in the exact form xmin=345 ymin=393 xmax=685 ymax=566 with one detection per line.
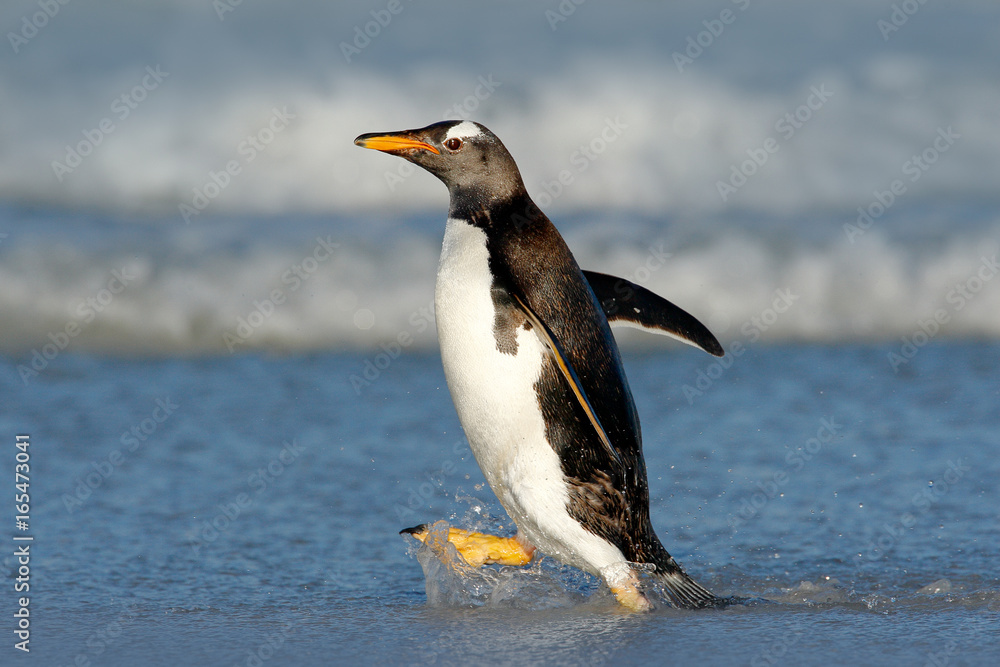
xmin=355 ymin=120 xmax=726 ymax=611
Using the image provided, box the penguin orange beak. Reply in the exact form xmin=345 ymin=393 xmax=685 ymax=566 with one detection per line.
xmin=354 ymin=132 xmax=440 ymax=155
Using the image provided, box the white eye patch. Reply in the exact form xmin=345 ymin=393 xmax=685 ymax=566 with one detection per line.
xmin=444 ymin=121 xmax=482 ymax=141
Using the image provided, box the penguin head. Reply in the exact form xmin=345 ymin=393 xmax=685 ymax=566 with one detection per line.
xmin=355 ymin=120 xmax=525 ymax=205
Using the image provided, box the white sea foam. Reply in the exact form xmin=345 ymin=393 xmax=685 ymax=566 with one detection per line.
xmin=2 ymin=215 xmax=998 ymax=355
xmin=4 ymin=58 xmax=996 ymax=218
xmin=1 ymin=2 xmax=998 ymax=217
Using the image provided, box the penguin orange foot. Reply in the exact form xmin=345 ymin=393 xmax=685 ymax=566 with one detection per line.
xmin=401 ymin=522 xmax=535 ymax=567
xmin=403 ymin=522 xmax=653 ymax=611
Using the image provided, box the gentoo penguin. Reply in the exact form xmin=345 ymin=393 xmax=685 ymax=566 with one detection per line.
xmin=355 ymin=120 xmax=726 ymax=611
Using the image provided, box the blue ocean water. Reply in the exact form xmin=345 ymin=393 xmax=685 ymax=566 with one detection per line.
xmin=3 ymin=0 xmax=1000 ymax=664
xmin=2 ymin=344 xmax=998 ymax=665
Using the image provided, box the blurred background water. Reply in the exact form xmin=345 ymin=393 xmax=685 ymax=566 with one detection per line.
xmin=1 ymin=1 xmax=998 ymax=664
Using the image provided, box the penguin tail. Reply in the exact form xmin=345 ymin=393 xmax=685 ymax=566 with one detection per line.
xmin=651 ymin=564 xmax=725 ymax=610
xmin=629 ymin=529 xmax=730 ymax=609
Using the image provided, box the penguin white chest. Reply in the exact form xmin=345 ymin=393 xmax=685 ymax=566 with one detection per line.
xmin=433 ymin=219 xmax=562 ymax=520
xmin=432 ymin=217 xmax=631 ymax=577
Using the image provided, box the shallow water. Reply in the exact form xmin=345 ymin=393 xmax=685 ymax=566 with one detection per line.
xmin=2 ymin=343 xmax=997 ymax=665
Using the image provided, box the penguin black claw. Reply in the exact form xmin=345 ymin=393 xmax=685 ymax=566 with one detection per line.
xmin=399 ymin=524 xmax=428 ymax=537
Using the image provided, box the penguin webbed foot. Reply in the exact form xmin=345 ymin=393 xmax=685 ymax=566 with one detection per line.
xmin=400 ymin=521 xmax=535 ymax=568
xmin=609 ymin=582 xmax=654 ymax=613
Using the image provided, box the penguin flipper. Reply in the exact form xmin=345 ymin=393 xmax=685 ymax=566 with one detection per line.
xmin=510 ymin=292 xmax=624 ymax=470
xmin=583 ymin=270 xmax=724 ymax=357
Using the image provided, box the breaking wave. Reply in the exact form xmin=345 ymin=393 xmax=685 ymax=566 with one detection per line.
xmin=2 ymin=210 xmax=998 ymax=355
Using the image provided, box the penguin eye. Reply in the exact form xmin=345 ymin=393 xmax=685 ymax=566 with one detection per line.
xmin=444 ymin=138 xmax=463 ymax=151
